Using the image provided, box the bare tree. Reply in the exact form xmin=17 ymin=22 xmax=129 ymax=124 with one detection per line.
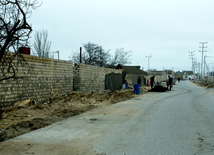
xmin=70 ymin=50 xmax=80 ymax=64
xmin=0 ymin=0 xmax=41 ymax=81
xmin=71 ymin=44 xmax=132 ymax=68
xmin=71 ymin=42 xmax=110 ymax=67
xmin=108 ymin=48 xmax=132 ymax=67
xmin=33 ymin=29 xmax=52 ymax=58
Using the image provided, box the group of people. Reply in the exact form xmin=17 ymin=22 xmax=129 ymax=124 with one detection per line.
xmin=149 ymin=75 xmax=173 ymax=90
xmin=137 ymin=75 xmax=175 ymax=90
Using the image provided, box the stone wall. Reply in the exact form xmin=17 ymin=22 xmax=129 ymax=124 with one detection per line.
xmin=0 ymin=53 xmax=73 ymax=110
xmin=145 ymin=71 xmax=168 ymax=84
xmin=125 ymin=74 xmax=145 ymax=86
xmin=73 ymin=63 xmax=122 ymax=94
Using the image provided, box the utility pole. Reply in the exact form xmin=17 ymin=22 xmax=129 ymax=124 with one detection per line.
xmin=199 ymin=42 xmax=207 ymax=80
xmin=145 ymin=55 xmax=152 ymax=72
xmin=193 ymin=57 xmax=197 ymax=77
xmin=204 ymin=56 xmax=214 ymax=82
xmin=198 ymin=62 xmax=200 ymax=80
xmin=51 ymin=51 xmax=59 ymax=60
xmin=204 ymin=56 xmax=207 ymax=80
xmin=189 ymin=51 xmax=195 ymax=74
xmin=80 ymin=47 xmax=82 ymax=63
xmin=211 ymin=62 xmax=213 ymax=82
xmin=194 ymin=57 xmax=197 ymax=73
xmin=204 ymin=56 xmax=206 ymax=82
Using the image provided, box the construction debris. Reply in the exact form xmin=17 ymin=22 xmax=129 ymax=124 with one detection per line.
xmin=14 ymin=99 xmax=36 ymax=108
xmin=1 ymin=112 xmax=7 ymax=119
xmin=0 ymin=129 xmax=6 ymax=142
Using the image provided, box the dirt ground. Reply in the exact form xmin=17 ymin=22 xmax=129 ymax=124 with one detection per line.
xmin=0 ymin=87 xmax=148 ymax=142
xmin=191 ymin=80 xmax=214 ymax=88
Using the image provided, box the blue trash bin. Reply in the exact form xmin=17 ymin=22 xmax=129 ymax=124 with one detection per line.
xmin=134 ymin=84 xmax=140 ymax=94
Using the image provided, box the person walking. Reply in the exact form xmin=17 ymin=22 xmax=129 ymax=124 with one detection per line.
xmin=150 ymin=75 xmax=155 ymax=89
xmin=178 ymin=77 xmax=180 ymax=83
xmin=167 ymin=75 xmax=173 ymax=90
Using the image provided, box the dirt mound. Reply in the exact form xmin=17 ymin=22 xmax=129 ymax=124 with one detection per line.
xmin=0 ymin=89 xmax=144 ymax=142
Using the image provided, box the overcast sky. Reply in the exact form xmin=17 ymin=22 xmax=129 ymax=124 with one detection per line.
xmin=28 ymin=0 xmax=214 ymax=72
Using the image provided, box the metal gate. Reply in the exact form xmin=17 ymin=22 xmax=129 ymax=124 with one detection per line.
xmin=105 ymin=73 xmax=123 ymax=90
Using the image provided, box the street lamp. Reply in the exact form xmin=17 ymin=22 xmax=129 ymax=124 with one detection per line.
xmin=145 ymin=55 xmax=152 ymax=71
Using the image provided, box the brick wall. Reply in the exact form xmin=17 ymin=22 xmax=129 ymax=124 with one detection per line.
xmin=73 ymin=63 xmax=122 ymax=94
xmin=0 ymin=53 xmax=73 ymax=110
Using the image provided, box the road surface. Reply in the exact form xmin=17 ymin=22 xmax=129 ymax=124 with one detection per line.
xmin=1 ymin=81 xmax=214 ymax=155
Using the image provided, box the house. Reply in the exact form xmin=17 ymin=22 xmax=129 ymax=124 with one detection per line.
xmin=182 ymin=71 xmax=194 ymax=80
xmin=122 ymin=66 xmax=148 ymax=75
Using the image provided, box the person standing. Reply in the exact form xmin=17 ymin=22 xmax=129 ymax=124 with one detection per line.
xmin=137 ymin=77 xmax=141 ymax=85
xmin=150 ymin=75 xmax=155 ymax=89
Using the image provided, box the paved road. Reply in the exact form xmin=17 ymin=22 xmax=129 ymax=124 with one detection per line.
xmin=1 ymin=81 xmax=214 ymax=155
